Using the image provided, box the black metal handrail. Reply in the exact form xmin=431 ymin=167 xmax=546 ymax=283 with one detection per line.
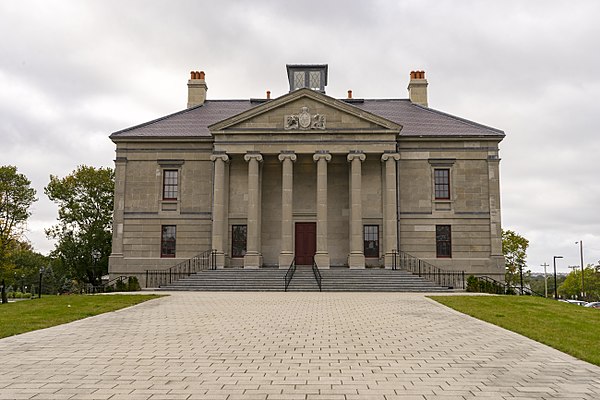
xmin=146 ymin=249 xmax=217 ymax=288
xmin=284 ymin=257 xmax=296 ymax=291
xmin=312 ymin=260 xmax=322 ymax=292
xmin=470 ymin=275 xmax=545 ymax=297
xmin=392 ymin=250 xmax=465 ymax=289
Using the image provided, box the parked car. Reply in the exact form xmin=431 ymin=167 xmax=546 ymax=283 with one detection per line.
xmin=584 ymin=302 xmax=600 ymax=309
xmin=565 ymin=300 xmax=588 ymax=306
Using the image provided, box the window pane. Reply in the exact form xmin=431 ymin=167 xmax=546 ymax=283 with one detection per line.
xmin=434 ymin=169 xmax=450 ymax=200
xmin=161 ymin=225 xmax=176 ymax=258
xmin=163 ymin=170 xmax=178 ymax=200
xmin=363 ymin=225 xmax=379 ymax=258
xmin=309 ymin=71 xmax=321 ymax=89
xmin=232 ymin=225 xmax=247 ymax=258
xmin=294 ymin=71 xmax=305 ymax=89
xmin=436 ymin=225 xmax=451 ymax=258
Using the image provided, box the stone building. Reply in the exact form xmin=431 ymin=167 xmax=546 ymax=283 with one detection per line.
xmin=108 ymin=65 xmax=505 ymax=281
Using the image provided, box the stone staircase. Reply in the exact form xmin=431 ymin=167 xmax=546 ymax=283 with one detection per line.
xmin=158 ymin=266 xmax=459 ymax=292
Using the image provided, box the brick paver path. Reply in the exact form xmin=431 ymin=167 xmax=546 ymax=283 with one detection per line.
xmin=1 ymin=292 xmax=599 ymax=399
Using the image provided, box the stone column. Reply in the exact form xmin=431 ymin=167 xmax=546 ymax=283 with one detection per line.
xmin=108 ymin=157 xmax=127 ymax=278
xmin=244 ymin=152 xmax=263 ymax=268
xmin=488 ymin=154 xmax=503 ymax=258
xmin=347 ymin=151 xmax=366 ymax=269
xmin=210 ymin=153 xmax=229 ymax=268
xmin=313 ymin=152 xmax=331 ymax=268
xmin=278 ymin=152 xmax=297 ymax=268
xmin=382 ymin=152 xmax=400 ymax=268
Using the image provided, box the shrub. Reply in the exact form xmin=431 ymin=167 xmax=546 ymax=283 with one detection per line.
xmin=127 ymin=276 xmax=141 ymax=291
xmin=466 ymin=276 xmax=479 ymax=292
xmin=115 ymin=279 xmax=127 ymax=292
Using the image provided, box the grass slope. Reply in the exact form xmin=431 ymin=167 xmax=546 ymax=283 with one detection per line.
xmin=430 ymin=295 xmax=600 ymax=367
xmin=0 ymin=294 xmax=162 ymax=339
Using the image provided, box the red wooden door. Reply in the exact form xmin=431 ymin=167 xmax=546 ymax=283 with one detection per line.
xmin=295 ymin=222 xmax=316 ymax=265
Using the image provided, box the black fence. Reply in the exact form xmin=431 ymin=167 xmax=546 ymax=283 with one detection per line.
xmin=146 ymin=249 xmax=217 ymax=288
xmin=312 ymin=260 xmax=322 ymax=292
xmin=392 ymin=250 xmax=465 ymax=289
xmin=468 ymin=275 xmax=545 ymax=297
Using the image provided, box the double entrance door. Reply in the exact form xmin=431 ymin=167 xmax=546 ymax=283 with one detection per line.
xmin=294 ymin=222 xmax=316 ymax=265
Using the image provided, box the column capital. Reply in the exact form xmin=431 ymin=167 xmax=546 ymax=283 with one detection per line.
xmin=313 ymin=152 xmax=332 ymax=162
xmin=210 ymin=153 xmax=229 ymax=163
xmin=347 ymin=151 xmax=366 ymax=162
xmin=244 ymin=152 xmax=263 ymax=162
xmin=381 ymin=152 xmax=400 ymax=162
xmin=278 ymin=152 xmax=297 ymax=162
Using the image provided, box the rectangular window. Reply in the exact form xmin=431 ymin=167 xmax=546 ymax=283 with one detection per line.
xmin=436 ymin=225 xmax=452 ymax=258
xmin=309 ymin=71 xmax=321 ymax=89
xmin=231 ymin=225 xmax=247 ymax=258
xmin=163 ymin=170 xmax=178 ymax=200
xmin=434 ymin=169 xmax=450 ymax=200
xmin=363 ymin=225 xmax=379 ymax=258
xmin=293 ymin=71 xmax=305 ymax=90
xmin=161 ymin=225 xmax=176 ymax=258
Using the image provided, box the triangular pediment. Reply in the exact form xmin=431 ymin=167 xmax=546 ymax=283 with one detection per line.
xmin=209 ymin=88 xmax=402 ymax=133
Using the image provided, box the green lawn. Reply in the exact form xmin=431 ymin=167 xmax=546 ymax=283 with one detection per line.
xmin=430 ymin=295 xmax=600 ymax=366
xmin=0 ymin=294 xmax=162 ymax=339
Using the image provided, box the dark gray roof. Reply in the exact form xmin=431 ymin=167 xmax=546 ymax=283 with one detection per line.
xmin=110 ymin=98 xmax=504 ymax=139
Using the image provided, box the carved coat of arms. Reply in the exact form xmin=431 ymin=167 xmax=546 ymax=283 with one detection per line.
xmin=284 ymin=107 xmax=326 ymax=130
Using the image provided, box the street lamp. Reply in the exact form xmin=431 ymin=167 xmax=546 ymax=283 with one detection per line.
xmin=91 ymin=250 xmax=101 ymax=289
xmin=576 ymin=241 xmax=584 ymax=300
xmin=38 ymin=266 xmax=45 ymax=299
xmin=553 ymin=256 xmax=563 ymax=299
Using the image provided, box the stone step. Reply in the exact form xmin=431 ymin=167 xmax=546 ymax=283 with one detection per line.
xmin=157 ymin=266 xmax=461 ymax=292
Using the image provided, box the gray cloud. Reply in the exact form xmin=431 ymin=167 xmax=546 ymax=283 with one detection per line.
xmin=1 ymin=0 xmax=599 ymax=272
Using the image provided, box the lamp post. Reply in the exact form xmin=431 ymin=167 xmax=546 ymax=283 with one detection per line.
xmin=541 ymin=263 xmax=549 ymax=298
xmin=38 ymin=266 xmax=45 ymax=299
xmin=576 ymin=241 xmax=584 ymax=300
xmin=91 ymin=250 xmax=101 ymax=290
xmin=553 ymin=256 xmax=563 ymax=299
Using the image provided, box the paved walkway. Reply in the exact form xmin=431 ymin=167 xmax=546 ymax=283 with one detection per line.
xmin=1 ymin=293 xmax=599 ymax=400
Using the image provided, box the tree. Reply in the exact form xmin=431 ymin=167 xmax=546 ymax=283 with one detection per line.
xmin=502 ymin=229 xmax=529 ymax=287
xmin=559 ymin=266 xmax=600 ymax=301
xmin=45 ymin=165 xmax=114 ymax=286
xmin=0 ymin=166 xmax=37 ymax=277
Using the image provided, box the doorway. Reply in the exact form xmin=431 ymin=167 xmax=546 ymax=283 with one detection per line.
xmin=295 ymin=222 xmax=316 ymax=265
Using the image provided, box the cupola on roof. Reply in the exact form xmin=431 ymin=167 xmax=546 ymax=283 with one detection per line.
xmin=286 ymin=64 xmax=328 ymax=93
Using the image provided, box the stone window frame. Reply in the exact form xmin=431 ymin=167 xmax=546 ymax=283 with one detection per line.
xmin=363 ymin=225 xmax=380 ymax=258
xmin=428 ymin=158 xmax=455 ymax=205
xmin=231 ymin=224 xmax=247 ymax=258
xmin=158 ymin=160 xmax=184 ymax=203
xmin=161 ymin=225 xmax=176 ymax=258
xmin=435 ymin=225 xmax=452 ymax=258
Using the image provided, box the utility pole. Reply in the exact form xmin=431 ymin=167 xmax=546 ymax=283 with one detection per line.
xmin=541 ymin=262 xmax=549 ymax=298
xmin=576 ymin=241 xmax=584 ymax=300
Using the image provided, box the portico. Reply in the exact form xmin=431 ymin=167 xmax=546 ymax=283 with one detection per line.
xmin=208 ymin=88 xmax=401 ymax=269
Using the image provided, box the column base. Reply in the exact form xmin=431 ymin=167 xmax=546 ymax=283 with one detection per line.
xmin=244 ymin=252 xmax=263 ymax=269
xmin=278 ymin=252 xmax=294 ymax=269
xmin=348 ymin=253 xmax=365 ymax=269
xmin=314 ymin=252 xmax=330 ymax=269
xmin=215 ymin=252 xmax=226 ymax=269
xmin=384 ymin=252 xmax=396 ymax=269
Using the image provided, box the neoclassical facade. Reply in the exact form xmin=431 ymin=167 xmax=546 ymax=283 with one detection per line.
xmin=108 ymin=65 xmax=505 ymax=280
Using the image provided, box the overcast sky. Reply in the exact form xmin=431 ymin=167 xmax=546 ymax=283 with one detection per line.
xmin=2 ymin=0 xmax=599 ymax=273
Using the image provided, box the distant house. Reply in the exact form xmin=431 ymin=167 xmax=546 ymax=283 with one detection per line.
xmin=108 ymin=65 xmax=505 ymax=284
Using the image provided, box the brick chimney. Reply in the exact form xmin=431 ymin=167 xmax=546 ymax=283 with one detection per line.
xmin=187 ymin=70 xmax=208 ymax=108
xmin=407 ymin=70 xmax=428 ymax=107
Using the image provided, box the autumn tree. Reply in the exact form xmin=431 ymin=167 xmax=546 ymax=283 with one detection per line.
xmin=502 ymin=229 xmax=529 ymax=287
xmin=45 ymin=165 xmax=114 ymax=286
